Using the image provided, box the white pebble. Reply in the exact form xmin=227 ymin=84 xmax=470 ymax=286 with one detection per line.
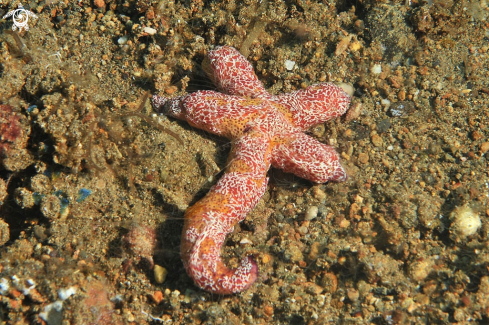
xmin=451 ymin=206 xmax=481 ymax=238
xmin=240 ymin=238 xmax=253 ymax=245
xmin=371 ymin=64 xmax=382 ymax=74
xmin=118 ymin=36 xmax=128 ymax=45
xmin=305 ymin=206 xmax=319 ymax=221
xmin=144 ymin=27 xmax=157 ymax=35
xmin=285 ymin=60 xmax=296 ymax=71
xmin=0 ymin=278 xmax=9 ymax=295
xmin=58 ymin=286 xmax=77 ymax=300
xmin=381 ymin=98 xmax=391 ymax=107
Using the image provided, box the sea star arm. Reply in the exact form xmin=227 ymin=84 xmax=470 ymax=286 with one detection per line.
xmin=272 ymin=132 xmax=347 ymax=183
xmin=153 ymin=91 xmax=264 ymax=139
xmin=275 ymin=83 xmax=351 ymax=130
xmin=204 ymin=46 xmax=270 ymax=98
xmin=181 ymin=131 xmax=271 ymax=294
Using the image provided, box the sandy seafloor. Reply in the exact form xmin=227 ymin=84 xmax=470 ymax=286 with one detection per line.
xmin=0 ymin=0 xmax=489 ymax=324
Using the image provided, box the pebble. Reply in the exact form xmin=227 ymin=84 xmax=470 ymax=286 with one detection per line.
xmin=144 ymin=27 xmax=157 ymax=35
xmin=123 ymin=310 xmax=135 ymax=322
xmin=58 ymin=287 xmax=77 ymax=300
xmin=319 ymin=273 xmax=338 ymax=293
xmin=389 ymin=101 xmax=415 ymax=117
xmin=408 ymin=258 xmax=434 ymax=282
xmin=381 ymin=98 xmax=391 ymax=107
xmin=261 ymin=254 xmax=272 ymax=264
xmin=347 ymin=288 xmax=360 ymax=302
xmin=371 ymin=134 xmax=383 ymax=147
xmin=285 ymin=60 xmax=296 ymax=71
xmin=94 ymin=0 xmax=105 ymax=8
xmin=304 ymin=282 xmax=324 ymax=295
xmin=151 ymin=291 xmax=164 ymax=304
xmin=0 ymin=219 xmax=9 ymax=246
xmin=312 ymin=186 xmax=326 ymax=201
xmin=358 ymin=152 xmax=369 ymax=164
xmin=14 ymin=187 xmax=35 ymax=208
xmin=450 ymin=206 xmax=481 ymax=239
xmin=117 ymin=36 xmax=128 ymax=45
xmin=0 ymin=178 xmax=6 ymax=205
xmin=154 ymin=265 xmax=168 ymax=284
xmin=371 ymin=64 xmax=382 ymax=74
xmin=480 ymin=142 xmax=489 ymax=153
xmin=239 ymin=238 xmax=253 ymax=245
xmin=305 ymin=206 xmax=319 ymax=221
xmin=40 ymin=195 xmax=61 ymax=219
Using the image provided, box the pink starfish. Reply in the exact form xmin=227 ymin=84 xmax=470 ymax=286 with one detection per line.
xmin=152 ymin=46 xmax=350 ymax=294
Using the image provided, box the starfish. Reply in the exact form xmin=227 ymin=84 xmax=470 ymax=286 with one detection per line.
xmin=152 ymin=46 xmax=350 ymax=294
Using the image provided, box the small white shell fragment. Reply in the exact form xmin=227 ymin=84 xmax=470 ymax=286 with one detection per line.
xmin=381 ymin=98 xmax=391 ymax=107
xmin=118 ymin=36 xmax=128 ymax=45
xmin=143 ymin=27 xmax=157 ymax=35
xmin=285 ymin=60 xmax=296 ymax=71
xmin=58 ymin=287 xmax=77 ymax=300
xmin=371 ymin=64 xmax=382 ymax=74
xmin=451 ymin=206 xmax=481 ymax=238
xmin=305 ymin=206 xmax=319 ymax=221
xmin=240 ymin=238 xmax=253 ymax=245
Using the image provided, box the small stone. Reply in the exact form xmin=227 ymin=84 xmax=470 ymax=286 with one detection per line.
xmin=123 ymin=310 xmax=135 ymax=322
xmin=305 ymin=206 xmax=319 ymax=221
xmin=319 ymin=273 xmax=338 ymax=293
xmin=117 ymin=36 xmax=128 ymax=45
xmin=285 ymin=60 xmax=296 ymax=71
xmin=358 ymin=152 xmax=369 ymax=164
xmin=389 ymin=101 xmax=415 ymax=117
xmin=94 ymin=0 xmax=105 ymax=8
xmin=312 ymin=186 xmax=326 ymax=201
xmin=144 ymin=27 xmax=157 ymax=35
xmin=480 ymin=142 xmax=489 ymax=153
xmin=339 ymin=218 xmax=350 ymax=228
xmin=381 ymin=98 xmax=391 ymax=107
xmin=376 ymin=119 xmax=391 ymax=133
xmin=151 ymin=291 xmax=164 ymax=304
xmin=298 ymin=225 xmax=308 ymax=235
xmin=284 ymin=242 xmax=304 ymax=263
xmin=154 ymin=265 xmax=168 ymax=284
xmin=261 ymin=254 xmax=272 ymax=264
xmin=0 ymin=219 xmax=9 ymax=246
xmin=408 ymin=258 xmax=434 ymax=282
xmin=371 ymin=64 xmax=382 ymax=74
xmin=450 ymin=206 xmax=481 ymax=239
xmin=308 ymin=242 xmax=320 ymax=260
xmin=14 ymin=187 xmax=35 ymax=209
xmin=146 ymin=9 xmax=155 ymax=20
xmin=264 ymin=305 xmax=274 ymax=316
xmin=347 ymin=288 xmax=360 ymax=302
xmin=30 ymin=174 xmax=51 ymax=194
xmin=0 ymin=178 xmax=7 ymax=205
xmin=40 ymin=195 xmax=61 ymax=219
xmin=239 ymin=238 xmax=253 ymax=245
xmin=304 ymin=282 xmax=323 ymax=295
xmin=371 ymin=134 xmax=383 ymax=147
